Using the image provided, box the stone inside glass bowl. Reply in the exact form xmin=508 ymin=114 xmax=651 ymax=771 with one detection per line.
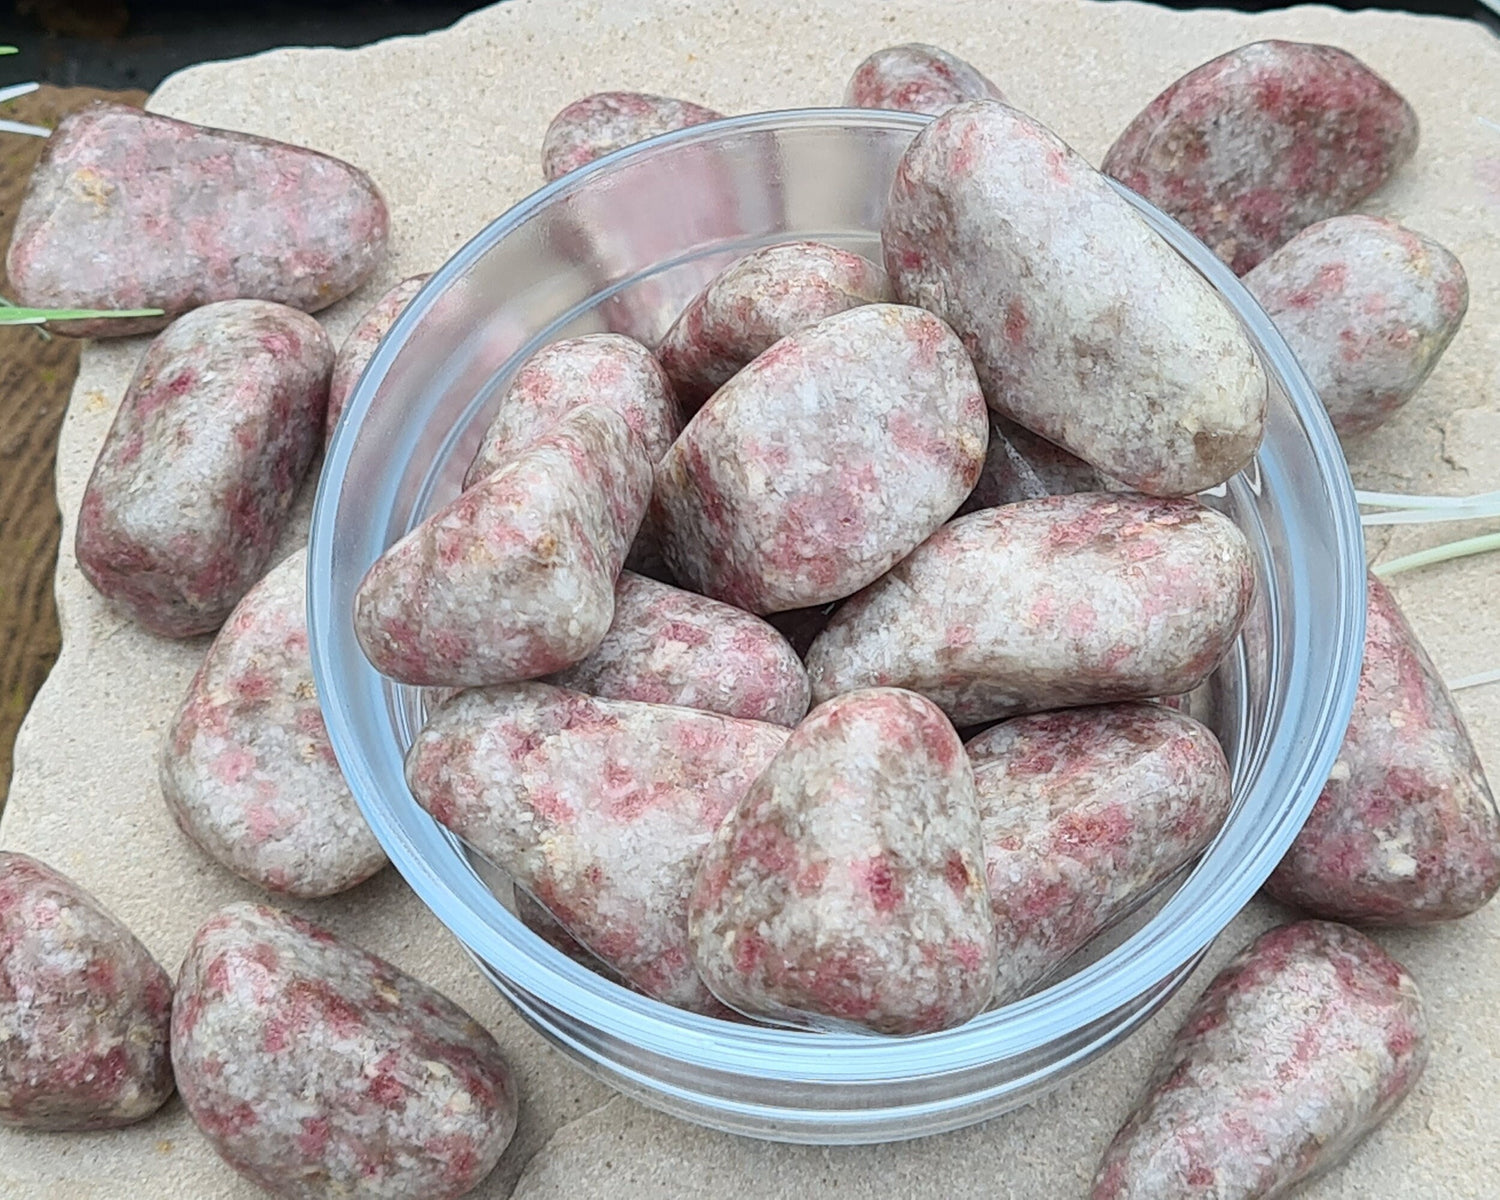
xmin=308 ymin=107 xmax=1364 ymax=1144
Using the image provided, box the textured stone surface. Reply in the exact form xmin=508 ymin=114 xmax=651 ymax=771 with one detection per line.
xmin=8 ymin=104 xmax=389 ymax=337
xmin=407 ymin=684 xmax=787 ymax=1013
xmin=74 ymin=300 xmax=331 ymax=639
xmin=806 ymin=494 xmax=1256 ymax=725
xmin=1 ymin=1 xmax=1498 ymax=1196
xmin=844 ymin=43 xmax=1006 ymax=115
xmin=540 ymin=92 xmax=722 ymax=182
xmin=160 ymin=549 xmax=386 ymax=898
xmin=968 ymin=704 xmax=1232 ymax=1005
xmin=1103 ymin=41 xmax=1419 ymax=276
xmin=654 ymin=303 xmax=987 ymax=613
xmin=689 ymin=688 xmax=994 ymax=1034
xmin=884 ymin=100 xmax=1267 ymax=496
xmin=0 ymin=853 xmax=173 ymax=1131
xmin=462 ymin=333 xmax=679 ymax=576
xmin=1244 ymin=215 xmax=1468 ymax=438
xmin=1265 ymin=573 xmax=1500 ymax=924
xmin=1092 ymin=921 xmax=1428 ymax=1199
xmin=354 ymin=405 xmax=651 ymax=687
xmin=548 ymin=571 xmax=810 ymax=726
xmin=655 ymin=241 xmax=892 ymax=412
xmin=173 ymin=902 xmax=517 ymax=1199
xmin=465 ymin=334 xmax=680 ymax=486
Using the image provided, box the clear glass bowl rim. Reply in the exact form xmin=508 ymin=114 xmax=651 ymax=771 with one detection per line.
xmin=308 ymin=106 xmax=1365 ymax=1083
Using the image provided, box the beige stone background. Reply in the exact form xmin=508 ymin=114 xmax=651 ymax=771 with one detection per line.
xmin=2 ymin=0 xmax=1498 ymax=1195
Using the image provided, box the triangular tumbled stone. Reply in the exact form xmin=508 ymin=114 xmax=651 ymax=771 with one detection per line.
xmin=354 ymin=405 xmax=651 ymax=687
xmin=689 ymin=687 xmax=995 ymax=1034
xmin=406 ymin=683 xmax=788 ymax=1012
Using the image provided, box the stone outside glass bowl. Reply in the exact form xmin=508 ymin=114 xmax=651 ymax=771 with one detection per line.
xmin=307 ymin=107 xmax=1365 ymax=1146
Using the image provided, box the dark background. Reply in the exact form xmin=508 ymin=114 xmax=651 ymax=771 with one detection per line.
xmin=5 ymin=0 xmax=1498 ymax=91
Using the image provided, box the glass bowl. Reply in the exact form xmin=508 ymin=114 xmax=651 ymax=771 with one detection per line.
xmin=307 ymin=108 xmax=1365 ymax=1145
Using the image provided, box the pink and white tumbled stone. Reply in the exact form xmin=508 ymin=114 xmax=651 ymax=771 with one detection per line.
xmin=0 ymin=853 xmax=175 ymax=1131
xmin=7 ymin=103 xmax=388 ymax=337
xmin=1264 ymin=572 xmax=1500 ymax=924
xmin=884 ymin=100 xmax=1266 ymax=496
xmin=541 ymin=91 xmax=723 ymax=181
xmin=1103 ymin=41 xmax=1420 ymax=276
xmin=75 ymin=300 xmax=332 ymax=638
xmin=161 ymin=549 xmax=386 ymax=898
xmin=464 ymin=333 xmax=681 ymax=486
xmin=653 ymin=303 xmax=988 ymax=614
xmin=1092 ymin=920 xmax=1428 ymax=1199
xmin=1244 ymin=215 xmax=1467 ymax=438
xmin=549 ymin=570 xmax=810 ymax=726
xmin=655 ymin=241 xmax=892 ymax=412
xmin=843 ymin=43 xmax=1005 ymax=115
xmin=354 ymin=404 xmax=651 ymax=687
xmin=689 ymin=687 xmax=995 ymax=1035
xmin=406 ymin=683 xmax=788 ymax=1012
xmin=807 ymin=493 xmax=1256 ymax=725
xmin=173 ymin=902 xmax=517 ymax=1200
xmin=968 ymin=704 xmax=1232 ymax=1003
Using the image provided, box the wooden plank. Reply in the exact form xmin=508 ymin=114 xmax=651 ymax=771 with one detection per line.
xmin=0 ymin=85 xmax=146 ymax=807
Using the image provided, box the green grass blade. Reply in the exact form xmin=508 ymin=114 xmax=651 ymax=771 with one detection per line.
xmin=0 ymin=294 xmax=49 ymax=340
xmin=0 ymin=307 xmax=164 ymax=325
xmin=1373 ymin=532 xmax=1500 ymax=579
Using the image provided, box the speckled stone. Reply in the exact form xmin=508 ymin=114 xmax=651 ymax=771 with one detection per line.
xmin=1264 ymin=573 xmax=1500 ymax=924
xmin=160 ymin=549 xmax=386 ymax=898
xmin=541 ymin=92 xmax=723 ymax=182
xmin=464 ymin=334 xmax=680 ymax=487
xmin=1243 ymin=215 xmax=1468 ymax=438
xmin=655 ymin=241 xmax=892 ymax=411
xmin=0 ymin=853 xmax=174 ymax=1131
xmin=354 ymin=405 xmax=651 ymax=687
xmin=843 ymin=43 xmax=1006 ymax=115
xmin=548 ymin=571 xmax=810 ymax=726
xmin=3 ymin=2 xmax=1499 ymax=1196
xmin=806 ymin=494 xmax=1256 ymax=725
xmin=689 ymin=688 xmax=995 ymax=1034
xmin=172 ymin=902 xmax=517 ymax=1200
xmin=1103 ymin=41 xmax=1419 ymax=276
xmin=462 ymin=333 xmax=680 ymax=576
xmin=884 ymin=100 xmax=1267 ymax=496
xmin=7 ymin=104 xmax=389 ymax=337
xmin=406 ymin=683 xmax=787 ymax=1013
xmin=654 ymin=304 xmax=988 ymax=613
xmin=1092 ymin=921 xmax=1428 ymax=1199
xmin=74 ymin=300 xmax=332 ymax=639
xmin=968 ymin=704 xmax=1232 ymax=1005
